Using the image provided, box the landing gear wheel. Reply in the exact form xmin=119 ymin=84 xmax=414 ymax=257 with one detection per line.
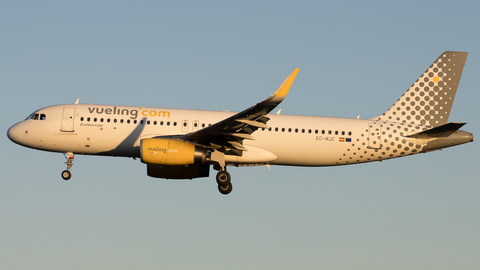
xmin=61 ymin=170 xmax=71 ymax=180
xmin=216 ymin=171 xmax=231 ymax=186
xmin=61 ymin=152 xmax=74 ymax=181
xmin=218 ymin=183 xmax=233 ymax=195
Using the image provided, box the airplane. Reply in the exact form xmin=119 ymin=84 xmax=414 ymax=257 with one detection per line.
xmin=7 ymin=51 xmax=473 ymax=195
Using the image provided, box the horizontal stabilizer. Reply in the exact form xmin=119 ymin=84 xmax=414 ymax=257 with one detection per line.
xmin=406 ymin=122 xmax=466 ymax=138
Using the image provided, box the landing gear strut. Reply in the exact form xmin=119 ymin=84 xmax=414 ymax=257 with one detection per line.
xmin=210 ymin=151 xmax=232 ymax=195
xmin=216 ymin=170 xmax=233 ymax=195
xmin=61 ymin=152 xmax=74 ymax=180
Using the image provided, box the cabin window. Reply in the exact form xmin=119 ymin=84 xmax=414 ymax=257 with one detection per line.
xmin=328 ymin=130 xmax=332 ymax=135
xmin=113 ymin=119 xmax=117 ymax=123
xmin=134 ymin=120 xmax=137 ymax=124
xmin=315 ymin=130 xmax=318 ymax=134
xmin=120 ymin=119 xmax=124 ymax=123
xmin=154 ymin=121 xmax=157 ymax=125
xmin=288 ymin=128 xmax=292 ymax=132
xmin=80 ymin=117 xmax=84 ymax=121
xmin=140 ymin=120 xmax=144 ymax=125
xmin=308 ymin=129 xmax=312 ymax=134
xmin=302 ymin=129 xmax=305 ymax=133
xmin=107 ymin=119 xmax=110 ymax=123
xmin=335 ymin=131 xmax=338 ymax=135
xmin=295 ymin=128 xmax=298 ymax=133
xmin=275 ymin=127 xmax=278 ymax=132
xmin=160 ymin=121 xmax=164 ymax=125
xmin=348 ymin=131 xmax=352 ymax=136
xmin=342 ymin=131 xmax=345 ymax=135
xmin=167 ymin=122 xmax=170 ymax=126
xmin=100 ymin=118 xmax=104 ymax=122
xmin=87 ymin=117 xmax=91 ymax=122
xmin=174 ymin=122 xmax=177 ymax=126
xmin=127 ymin=119 xmax=130 ymax=124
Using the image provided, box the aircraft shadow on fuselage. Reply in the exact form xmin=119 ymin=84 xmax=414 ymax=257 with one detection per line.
xmin=96 ymin=117 xmax=147 ymax=158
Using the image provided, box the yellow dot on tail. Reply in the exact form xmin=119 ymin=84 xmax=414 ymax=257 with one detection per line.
xmin=433 ymin=76 xmax=440 ymax=83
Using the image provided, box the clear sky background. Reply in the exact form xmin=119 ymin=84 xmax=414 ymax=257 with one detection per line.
xmin=1 ymin=1 xmax=479 ymax=269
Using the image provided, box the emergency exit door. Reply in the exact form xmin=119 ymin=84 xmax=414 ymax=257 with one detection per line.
xmin=368 ymin=123 xmax=382 ymax=149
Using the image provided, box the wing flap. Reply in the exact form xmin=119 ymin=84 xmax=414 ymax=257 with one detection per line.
xmin=235 ymin=119 xmax=270 ymax=129
xmin=217 ymin=132 xmax=256 ymax=140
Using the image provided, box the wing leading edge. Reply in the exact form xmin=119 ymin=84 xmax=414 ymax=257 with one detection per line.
xmin=186 ymin=68 xmax=300 ymax=155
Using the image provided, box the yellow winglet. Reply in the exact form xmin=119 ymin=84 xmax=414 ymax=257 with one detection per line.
xmin=271 ymin=68 xmax=300 ymax=98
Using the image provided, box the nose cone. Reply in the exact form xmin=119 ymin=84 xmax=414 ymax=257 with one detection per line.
xmin=7 ymin=124 xmax=18 ymax=143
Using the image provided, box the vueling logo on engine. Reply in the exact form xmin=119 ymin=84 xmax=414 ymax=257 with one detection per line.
xmin=147 ymin=147 xmax=179 ymax=154
xmin=88 ymin=107 xmax=171 ymax=119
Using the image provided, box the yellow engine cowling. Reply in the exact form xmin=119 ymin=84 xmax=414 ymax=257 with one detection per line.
xmin=140 ymin=138 xmax=207 ymax=165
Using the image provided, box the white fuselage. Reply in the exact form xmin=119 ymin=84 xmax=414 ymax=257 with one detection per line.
xmin=7 ymin=104 xmax=473 ymax=167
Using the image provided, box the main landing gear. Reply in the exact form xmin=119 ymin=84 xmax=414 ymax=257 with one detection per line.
xmin=61 ymin=152 xmax=74 ymax=180
xmin=216 ymin=170 xmax=232 ymax=195
xmin=211 ymin=152 xmax=232 ymax=195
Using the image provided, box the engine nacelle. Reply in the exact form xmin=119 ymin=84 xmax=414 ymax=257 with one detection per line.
xmin=140 ymin=138 xmax=207 ymax=165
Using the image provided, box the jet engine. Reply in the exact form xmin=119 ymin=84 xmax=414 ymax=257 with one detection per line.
xmin=140 ymin=138 xmax=208 ymax=165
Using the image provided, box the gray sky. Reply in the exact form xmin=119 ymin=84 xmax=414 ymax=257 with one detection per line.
xmin=1 ymin=1 xmax=479 ymax=269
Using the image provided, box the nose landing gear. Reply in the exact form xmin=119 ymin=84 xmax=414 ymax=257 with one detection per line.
xmin=61 ymin=152 xmax=74 ymax=180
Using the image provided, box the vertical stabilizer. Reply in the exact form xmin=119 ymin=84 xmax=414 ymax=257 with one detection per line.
xmin=374 ymin=51 xmax=468 ymax=126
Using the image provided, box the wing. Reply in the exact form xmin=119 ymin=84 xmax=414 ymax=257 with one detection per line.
xmin=186 ymin=68 xmax=299 ymax=155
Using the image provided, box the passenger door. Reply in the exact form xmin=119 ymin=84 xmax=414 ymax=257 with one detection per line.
xmin=61 ymin=107 xmax=76 ymax=132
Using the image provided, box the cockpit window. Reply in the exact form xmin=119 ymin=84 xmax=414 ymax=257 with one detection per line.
xmin=27 ymin=113 xmax=39 ymax=120
xmin=25 ymin=112 xmax=46 ymax=120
